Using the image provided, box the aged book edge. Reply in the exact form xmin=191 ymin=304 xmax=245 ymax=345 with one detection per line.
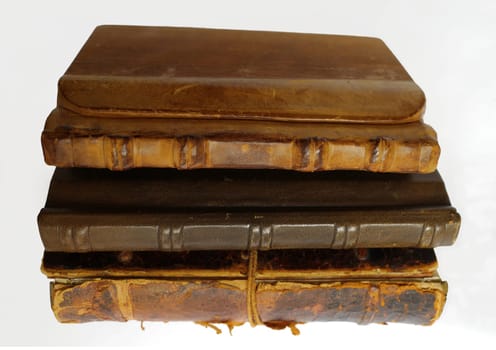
xmin=41 ymin=249 xmax=439 ymax=280
xmin=38 ymin=208 xmax=461 ymax=251
xmin=49 ymin=278 xmax=447 ymax=326
xmin=43 ymin=268 xmax=438 ymax=281
xmin=45 ymin=167 xmax=452 ymax=210
xmin=42 ymin=132 xmax=439 ymax=173
xmin=57 ymin=77 xmax=426 ymax=124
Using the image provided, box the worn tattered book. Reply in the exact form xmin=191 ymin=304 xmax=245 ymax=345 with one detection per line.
xmin=42 ymin=25 xmax=439 ymax=173
xmin=38 ymin=168 xmax=460 ymax=252
xmin=43 ymin=248 xmax=447 ymax=328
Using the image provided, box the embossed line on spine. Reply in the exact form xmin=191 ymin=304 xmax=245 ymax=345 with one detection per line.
xmin=329 ymin=224 xmax=337 ymax=248
xmin=106 ymin=137 xmax=132 ymax=170
xmin=111 ymin=138 xmax=118 ymax=169
xmin=74 ymin=226 xmax=91 ymax=251
xmin=114 ymin=281 xmax=134 ymax=321
xmin=293 ymin=138 xmax=323 ymax=171
xmin=178 ymin=137 xmax=205 ymax=169
xmin=58 ymin=225 xmax=90 ymax=251
xmin=171 ymin=226 xmax=184 ymax=251
xmin=58 ymin=225 xmax=73 ymax=251
xmin=120 ymin=137 xmax=132 ymax=169
xmin=260 ymin=225 xmax=273 ymax=250
xmin=248 ymin=224 xmax=261 ymax=250
xmin=359 ymin=284 xmax=380 ymax=324
xmin=178 ymin=137 xmax=188 ymax=169
xmin=418 ymin=223 xmax=435 ymax=248
xmin=344 ymin=224 xmax=360 ymax=249
xmin=158 ymin=226 xmax=172 ymax=251
xmin=369 ymin=137 xmax=391 ymax=172
xmin=332 ymin=224 xmax=348 ymax=249
xmin=315 ymin=140 xmax=324 ymax=170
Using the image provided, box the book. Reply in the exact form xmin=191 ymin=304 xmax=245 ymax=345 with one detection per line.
xmin=44 ymin=249 xmax=447 ymax=326
xmin=42 ymin=25 xmax=439 ymax=173
xmin=38 ymin=168 xmax=460 ymax=252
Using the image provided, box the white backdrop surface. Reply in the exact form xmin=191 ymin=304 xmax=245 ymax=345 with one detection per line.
xmin=1 ymin=0 xmax=495 ymax=347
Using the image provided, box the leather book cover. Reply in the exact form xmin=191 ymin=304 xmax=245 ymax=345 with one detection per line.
xmin=42 ymin=25 xmax=439 ymax=173
xmin=44 ymin=249 xmax=447 ymax=327
xmin=38 ymin=168 xmax=460 ymax=252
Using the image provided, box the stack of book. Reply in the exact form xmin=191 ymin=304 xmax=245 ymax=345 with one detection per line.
xmin=38 ymin=25 xmax=460 ymax=332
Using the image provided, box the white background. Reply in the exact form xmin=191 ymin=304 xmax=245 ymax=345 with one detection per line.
xmin=1 ymin=0 xmax=495 ymax=347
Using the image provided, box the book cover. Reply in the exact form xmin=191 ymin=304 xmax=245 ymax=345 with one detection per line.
xmin=39 ymin=168 xmax=460 ymax=252
xmin=45 ymin=249 xmax=447 ymax=327
xmin=42 ymin=25 xmax=439 ymax=173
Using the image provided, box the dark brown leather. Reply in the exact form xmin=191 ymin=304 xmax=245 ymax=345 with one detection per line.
xmin=38 ymin=168 xmax=460 ymax=251
xmin=58 ymin=25 xmax=424 ymax=124
xmin=42 ymin=249 xmax=439 ymax=279
xmin=47 ymin=249 xmax=446 ymax=326
xmin=41 ymin=26 xmax=440 ymax=172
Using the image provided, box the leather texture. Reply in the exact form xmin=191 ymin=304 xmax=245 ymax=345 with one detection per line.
xmin=46 ymin=249 xmax=446 ymax=326
xmin=41 ymin=25 xmax=440 ymax=172
xmin=38 ymin=168 xmax=460 ymax=251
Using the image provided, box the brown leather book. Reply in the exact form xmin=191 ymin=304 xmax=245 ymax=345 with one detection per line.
xmin=38 ymin=168 xmax=460 ymax=252
xmin=42 ymin=25 xmax=439 ymax=173
xmin=44 ymin=249 xmax=447 ymax=327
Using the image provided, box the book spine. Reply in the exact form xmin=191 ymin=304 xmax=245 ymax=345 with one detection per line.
xmin=38 ymin=209 xmax=461 ymax=252
xmin=41 ymin=133 xmax=439 ymax=173
xmin=50 ymin=279 xmax=447 ymax=326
